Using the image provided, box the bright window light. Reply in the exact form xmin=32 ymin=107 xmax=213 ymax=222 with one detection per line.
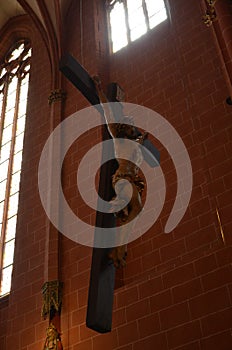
xmin=127 ymin=0 xmax=147 ymax=41
xmin=0 ymin=40 xmax=31 ymax=297
xmin=108 ymin=0 xmax=168 ymax=53
xmin=110 ymin=2 xmax=128 ymax=53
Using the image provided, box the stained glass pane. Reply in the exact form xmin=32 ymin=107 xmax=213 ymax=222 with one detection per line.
xmin=149 ymin=8 xmax=167 ymax=29
xmin=20 ymin=81 xmax=29 ymax=102
xmin=7 ymin=192 xmax=19 ymax=218
xmin=0 ymin=68 xmax=7 ymax=79
xmin=4 ymin=109 xmax=14 ymax=128
xmin=6 ymin=77 xmax=17 ymax=110
xmin=0 ymin=159 xmax=9 ymax=181
xmin=0 ymin=201 xmax=4 ymax=223
xmin=1 ymin=124 xmax=13 ymax=145
xmin=11 ymin=67 xmax=18 ymax=75
xmin=110 ymin=2 xmax=128 ymax=52
xmin=5 ymin=215 xmax=17 ymax=241
xmin=10 ymin=171 xmax=21 ymax=195
xmin=0 ymin=180 xmax=7 ymax=202
xmin=16 ymin=115 xmax=26 ymax=135
xmin=12 ymin=151 xmax=23 ymax=174
xmin=127 ymin=0 xmax=142 ymax=11
xmin=146 ymin=0 xmax=167 ymax=29
xmin=0 ymin=94 xmax=3 ymax=113
xmin=2 ymin=239 xmax=15 ymax=267
xmin=8 ymin=43 xmax=24 ymax=62
xmin=127 ymin=0 xmax=147 ymax=41
xmin=130 ymin=24 xmax=147 ymax=41
xmin=24 ymin=65 xmax=30 ymax=73
xmin=146 ymin=0 xmax=166 ymax=16
xmin=128 ymin=7 xmax=146 ymax=28
xmin=0 ymin=142 xmax=11 ymax=164
xmin=6 ymin=98 xmax=15 ymax=112
xmin=23 ymin=49 xmax=32 ymax=61
xmin=0 ymin=265 xmax=13 ymax=296
xmin=14 ymin=133 xmax=24 ymax=153
xmin=18 ymin=101 xmax=27 ymax=118
xmin=7 ymin=76 xmax=17 ymax=94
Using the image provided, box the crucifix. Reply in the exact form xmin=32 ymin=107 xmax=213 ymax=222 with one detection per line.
xmin=59 ymin=54 xmax=159 ymax=333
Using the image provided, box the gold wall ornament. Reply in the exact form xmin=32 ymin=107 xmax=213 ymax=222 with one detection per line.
xmin=43 ymin=323 xmax=63 ymax=350
xmin=203 ymin=0 xmax=218 ymax=27
xmin=48 ymin=89 xmax=66 ymax=105
xmin=41 ymin=280 xmax=63 ymax=320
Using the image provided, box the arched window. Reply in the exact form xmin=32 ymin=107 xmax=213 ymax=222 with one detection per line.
xmin=107 ymin=0 xmax=168 ymax=53
xmin=0 ymin=40 xmax=31 ymax=297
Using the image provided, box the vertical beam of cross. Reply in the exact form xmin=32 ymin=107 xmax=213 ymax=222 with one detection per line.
xmin=60 ymin=54 xmax=117 ymax=333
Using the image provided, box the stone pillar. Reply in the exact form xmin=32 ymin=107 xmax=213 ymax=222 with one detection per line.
xmin=41 ymin=88 xmax=66 ymax=348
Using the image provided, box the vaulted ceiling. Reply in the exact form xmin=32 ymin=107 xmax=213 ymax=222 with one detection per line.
xmin=0 ymin=0 xmax=25 ymax=29
xmin=0 ymin=0 xmax=74 ymax=87
xmin=0 ymin=0 xmax=73 ymax=33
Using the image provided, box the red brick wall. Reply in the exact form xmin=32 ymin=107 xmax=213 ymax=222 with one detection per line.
xmin=0 ymin=0 xmax=231 ymax=349
xmin=107 ymin=0 xmax=232 ymax=349
xmin=60 ymin=0 xmax=232 ymax=349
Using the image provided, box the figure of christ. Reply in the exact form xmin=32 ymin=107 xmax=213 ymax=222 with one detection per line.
xmin=93 ymin=77 xmax=147 ymax=268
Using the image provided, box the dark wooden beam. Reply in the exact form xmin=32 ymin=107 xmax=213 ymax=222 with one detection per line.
xmin=59 ymin=54 xmax=100 ymax=106
xmin=60 ymin=53 xmax=117 ymax=333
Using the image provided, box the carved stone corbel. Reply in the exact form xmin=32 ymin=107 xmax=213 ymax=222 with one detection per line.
xmin=48 ymin=89 xmax=66 ymax=105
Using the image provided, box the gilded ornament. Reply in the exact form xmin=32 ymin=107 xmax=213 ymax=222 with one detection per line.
xmin=48 ymin=89 xmax=66 ymax=105
xmin=203 ymin=0 xmax=218 ymax=27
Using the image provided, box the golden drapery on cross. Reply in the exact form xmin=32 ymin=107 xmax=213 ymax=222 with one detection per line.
xmin=41 ymin=280 xmax=63 ymax=320
xmin=203 ymin=0 xmax=218 ymax=26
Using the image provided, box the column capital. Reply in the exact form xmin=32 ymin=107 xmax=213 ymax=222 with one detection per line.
xmin=48 ymin=89 xmax=66 ymax=105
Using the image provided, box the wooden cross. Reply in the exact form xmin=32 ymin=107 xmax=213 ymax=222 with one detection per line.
xmin=59 ymin=54 xmax=160 ymax=333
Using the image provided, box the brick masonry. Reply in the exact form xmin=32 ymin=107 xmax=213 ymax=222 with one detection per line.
xmin=0 ymin=0 xmax=231 ymax=349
